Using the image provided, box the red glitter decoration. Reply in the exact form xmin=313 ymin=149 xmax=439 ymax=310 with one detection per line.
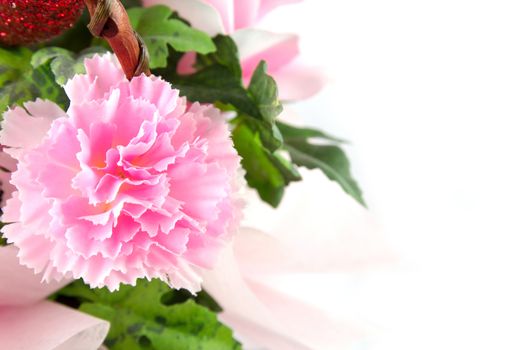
xmin=0 ymin=0 xmax=85 ymax=46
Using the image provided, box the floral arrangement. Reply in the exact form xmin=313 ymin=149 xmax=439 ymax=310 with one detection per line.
xmin=0 ymin=1 xmax=378 ymax=349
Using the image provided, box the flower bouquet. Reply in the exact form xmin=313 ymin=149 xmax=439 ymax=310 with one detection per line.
xmin=0 ymin=1 xmax=383 ymax=349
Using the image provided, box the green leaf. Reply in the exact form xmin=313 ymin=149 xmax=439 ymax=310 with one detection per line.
xmin=174 ymin=65 xmax=259 ymax=117
xmin=169 ymin=35 xmax=259 ymax=117
xmin=242 ymin=117 xmax=283 ymax=152
xmin=279 ymin=122 xmax=366 ymax=206
xmin=31 ymin=46 xmax=108 ymax=86
xmin=248 ymin=62 xmax=283 ymax=123
xmin=276 ymin=121 xmax=346 ymax=143
xmin=58 ymin=279 xmax=241 ymax=350
xmin=233 ymin=122 xmax=300 ymax=207
xmin=166 ymin=37 xmax=277 ymax=123
xmin=0 ymin=47 xmax=68 ymax=114
xmin=128 ymin=5 xmax=216 ymax=69
xmin=0 ymin=47 xmax=32 ymax=86
xmin=195 ymin=35 xmax=242 ymax=80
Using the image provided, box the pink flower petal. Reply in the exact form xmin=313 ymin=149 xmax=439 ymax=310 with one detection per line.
xmin=0 ymin=246 xmax=70 ymax=306
xmin=203 ymin=169 xmax=391 ymax=349
xmin=265 ymin=61 xmax=327 ymax=101
xmin=65 ymin=53 xmax=126 ymax=105
xmin=177 ymin=51 xmax=198 ymax=75
xmin=144 ymin=0 xmax=300 ymax=33
xmin=0 ymin=301 xmax=109 ymax=350
xmin=68 ymin=89 xmax=120 ymax=135
xmin=0 ymin=99 xmax=66 ymax=159
xmin=198 ymin=0 xmax=234 ymax=32
xmin=233 ymin=0 xmax=259 ymax=30
xmin=127 ymin=75 xmax=181 ymax=117
xmin=257 ymin=0 xmax=301 ymax=19
xmin=242 ymin=170 xmax=391 ymax=274
xmin=233 ymin=29 xmax=300 ymax=78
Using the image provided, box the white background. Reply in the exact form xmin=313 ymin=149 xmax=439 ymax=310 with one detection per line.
xmin=264 ymin=1 xmax=525 ymax=349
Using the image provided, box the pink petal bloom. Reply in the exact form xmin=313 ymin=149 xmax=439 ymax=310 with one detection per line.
xmin=203 ymin=169 xmax=391 ymax=349
xmin=232 ymin=29 xmax=325 ymax=101
xmin=142 ymin=0 xmax=300 ymax=34
xmin=144 ymin=0 xmax=325 ymax=100
xmin=0 ymin=54 xmax=243 ymax=292
xmin=0 ymin=246 xmax=109 ymax=350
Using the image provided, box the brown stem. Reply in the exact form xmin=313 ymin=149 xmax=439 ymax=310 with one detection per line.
xmin=83 ymin=0 xmax=150 ymax=79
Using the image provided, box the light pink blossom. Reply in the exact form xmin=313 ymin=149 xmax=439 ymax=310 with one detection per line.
xmin=232 ymin=29 xmax=325 ymax=101
xmin=0 ymin=245 xmax=109 ymax=350
xmin=144 ymin=0 xmax=325 ymax=100
xmin=203 ymin=169 xmax=391 ymax=349
xmin=0 ymin=54 xmax=243 ymax=292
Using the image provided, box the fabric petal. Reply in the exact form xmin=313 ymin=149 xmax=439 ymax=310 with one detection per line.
xmin=203 ymin=229 xmax=369 ymax=350
xmin=203 ymin=169 xmax=390 ymax=349
xmin=232 ymin=29 xmax=299 ymax=78
xmin=127 ymin=75 xmax=181 ymax=117
xmin=271 ymin=61 xmax=327 ymax=101
xmin=242 ymin=169 xmax=391 ymax=274
xmin=0 ymin=99 xmax=65 ymax=158
xmin=0 ymin=301 xmax=109 ymax=350
xmin=0 ymin=246 xmax=70 ymax=306
xmin=65 ymin=54 xmax=125 ymax=105
xmin=258 ymin=0 xmax=301 ymax=19
xmin=233 ymin=0 xmax=259 ymax=30
xmin=200 ymin=0 xmax=234 ymax=32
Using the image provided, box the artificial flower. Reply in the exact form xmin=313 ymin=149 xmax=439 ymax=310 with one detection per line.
xmin=0 ymin=53 xmax=243 ymax=292
xmin=0 ymin=245 xmax=109 ymax=350
xmin=144 ymin=0 xmax=325 ymax=100
xmin=203 ymin=169 xmax=389 ymax=350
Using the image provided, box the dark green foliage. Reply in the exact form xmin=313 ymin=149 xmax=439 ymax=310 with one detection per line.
xmin=278 ymin=122 xmax=366 ymax=206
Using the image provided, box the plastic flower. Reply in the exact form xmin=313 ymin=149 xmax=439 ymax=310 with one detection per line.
xmin=203 ymin=170 xmax=390 ymax=349
xmin=0 ymin=245 xmax=109 ymax=350
xmin=144 ymin=0 xmax=325 ymax=100
xmin=0 ymin=54 xmax=243 ymax=292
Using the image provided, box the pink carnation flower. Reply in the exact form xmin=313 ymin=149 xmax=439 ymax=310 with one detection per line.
xmin=0 ymin=54 xmax=243 ymax=292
